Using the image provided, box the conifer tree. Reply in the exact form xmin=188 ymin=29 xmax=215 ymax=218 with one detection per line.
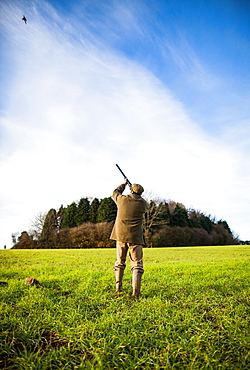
xmin=57 ymin=205 xmax=65 ymax=229
xmin=200 ymin=214 xmax=213 ymax=233
xmin=188 ymin=210 xmax=202 ymax=228
xmin=90 ymin=198 xmax=100 ymax=223
xmin=97 ymin=197 xmax=117 ymax=222
xmin=76 ymin=198 xmax=90 ymax=225
xmin=170 ymin=204 xmax=189 ymax=227
xmin=157 ymin=202 xmax=171 ymax=225
xmin=39 ymin=209 xmax=58 ymax=248
xmin=61 ymin=202 xmax=77 ymax=228
xmin=217 ymin=220 xmax=232 ymax=234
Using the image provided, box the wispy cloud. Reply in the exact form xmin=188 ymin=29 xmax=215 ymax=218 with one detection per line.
xmin=163 ymin=32 xmax=219 ymax=90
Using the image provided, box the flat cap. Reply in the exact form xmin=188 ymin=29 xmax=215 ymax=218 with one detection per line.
xmin=131 ymin=184 xmax=144 ymax=195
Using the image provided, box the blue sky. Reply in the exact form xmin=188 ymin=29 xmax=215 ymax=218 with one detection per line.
xmin=0 ymin=0 xmax=249 ymax=248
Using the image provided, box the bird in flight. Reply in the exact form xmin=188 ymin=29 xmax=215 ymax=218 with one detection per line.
xmin=22 ymin=15 xmax=27 ymax=24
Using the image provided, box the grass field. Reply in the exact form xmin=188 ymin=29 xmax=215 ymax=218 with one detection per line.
xmin=0 ymin=246 xmax=250 ymax=369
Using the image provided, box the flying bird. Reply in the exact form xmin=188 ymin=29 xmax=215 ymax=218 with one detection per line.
xmin=22 ymin=15 xmax=27 ymax=24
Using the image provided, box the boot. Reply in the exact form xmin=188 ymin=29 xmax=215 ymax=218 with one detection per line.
xmin=114 ymin=267 xmax=124 ymax=292
xmin=132 ymin=269 xmax=143 ymax=297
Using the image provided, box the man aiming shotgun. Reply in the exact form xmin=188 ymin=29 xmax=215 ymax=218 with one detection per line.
xmin=110 ymin=165 xmax=148 ymax=297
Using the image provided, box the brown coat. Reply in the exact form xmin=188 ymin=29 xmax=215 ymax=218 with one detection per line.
xmin=110 ymin=184 xmax=148 ymax=244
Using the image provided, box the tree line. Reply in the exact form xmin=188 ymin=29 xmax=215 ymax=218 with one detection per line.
xmin=12 ymin=195 xmax=238 ymax=249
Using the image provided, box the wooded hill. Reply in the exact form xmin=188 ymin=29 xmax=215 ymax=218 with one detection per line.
xmin=12 ymin=196 xmax=238 ymax=249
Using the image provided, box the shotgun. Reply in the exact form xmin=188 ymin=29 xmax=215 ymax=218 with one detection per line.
xmin=115 ymin=164 xmax=132 ymax=187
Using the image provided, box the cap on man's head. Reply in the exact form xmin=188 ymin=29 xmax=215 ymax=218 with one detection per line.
xmin=131 ymin=184 xmax=144 ymax=195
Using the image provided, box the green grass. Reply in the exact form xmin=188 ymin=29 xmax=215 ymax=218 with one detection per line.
xmin=0 ymin=246 xmax=249 ymax=369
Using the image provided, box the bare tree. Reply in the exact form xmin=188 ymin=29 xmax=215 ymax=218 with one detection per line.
xmin=143 ymin=191 xmax=170 ymax=246
xmin=30 ymin=212 xmax=46 ymax=239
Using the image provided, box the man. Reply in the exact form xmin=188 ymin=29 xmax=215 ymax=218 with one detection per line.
xmin=110 ymin=179 xmax=148 ymax=297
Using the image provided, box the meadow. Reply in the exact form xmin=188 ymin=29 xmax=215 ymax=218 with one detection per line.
xmin=0 ymin=246 xmax=249 ymax=369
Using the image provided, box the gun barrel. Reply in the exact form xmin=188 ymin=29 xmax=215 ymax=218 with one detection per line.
xmin=115 ymin=164 xmax=132 ymax=186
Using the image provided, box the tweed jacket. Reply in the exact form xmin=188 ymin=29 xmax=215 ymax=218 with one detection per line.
xmin=110 ymin=183 xmax=148 ymax=245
